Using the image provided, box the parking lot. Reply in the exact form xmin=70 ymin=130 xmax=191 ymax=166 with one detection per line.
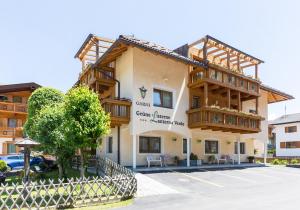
xmin=118 ymin=166 xmax=300 ymax=210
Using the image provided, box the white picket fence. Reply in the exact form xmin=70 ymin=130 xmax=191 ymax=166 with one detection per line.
xmin=0 ymin=157 xmax=137 ymax=210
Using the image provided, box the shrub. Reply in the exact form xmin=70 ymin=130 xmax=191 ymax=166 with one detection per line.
xmin=208 ymin=155 xmax=215 ymax=163
xmin=280 ymin=160 xmax=288 ymax=165
xmin=190 ymin=153 xmax=198 ymax=160
xmin=0 ymin=160 xmax=7 ymax=172
xmin=256 ymin=160 xmax=262 ymax=164
xmin=291 ymin=159 xmax=299 ymax=165
xmin=271 ymin=159 xmax=280 ymax=165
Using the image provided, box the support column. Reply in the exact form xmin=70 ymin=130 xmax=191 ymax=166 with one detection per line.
xmin=227 ymin=89 xmax=231 ymax=109
xmin=187 ymin=138 xmax=191 ymax=167
xmin=237 ymin=136 xmax=241 ymax=165
xmin=204 ymin=83 xmax=208 ymax=107
xmin=132 ymin=135 xmax=137 ymax=169
xmin=255 ymin=64 xmax=258 ymax=79
xmin=264 ymin=141 xmax=267 ymax=165
xmin=237 ymin=92 xmax=241 ymax=111
xmin=255 ymin=97 xmax=259 ymax=114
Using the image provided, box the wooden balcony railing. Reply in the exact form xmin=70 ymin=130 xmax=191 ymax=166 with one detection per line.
xmin=81 ymin=68 xmax=115 ymax=87
xmin=0 ymin=102 xmax=27 ymax=113
xmin=187 ymin=106 xmax=262 ymax=133
xmin=0 ymin=127 xmax=23 ymax=138
xmin=189 ymin=67 xmax=260 ymax=95
xmin=101 ymin=98 xmax=131 ymax=126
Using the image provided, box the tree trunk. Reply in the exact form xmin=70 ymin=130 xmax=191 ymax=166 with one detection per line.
xmin=58 ymin=162 xmax=63 ymax=179
xmin=79 ymin=148 xmax=85 ymax=178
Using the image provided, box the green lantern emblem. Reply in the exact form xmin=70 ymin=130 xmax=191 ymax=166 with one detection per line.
xmin=139 ymin=86 xmax=147 ymax=99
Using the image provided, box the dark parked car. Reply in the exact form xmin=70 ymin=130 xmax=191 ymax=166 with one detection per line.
xmin=0 ymin=155 xmax=43 ymax=171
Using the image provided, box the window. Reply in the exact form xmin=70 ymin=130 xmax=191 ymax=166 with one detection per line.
xmin=8 ymin=119 xmax=17 ymax=128
xmin=192 ymin=96 xmax=201 ymax=109
xmin=280 ymin=141 xmax=300 ymax=149
xmin=12 ymin=96 xmax=22 ymax=103
xmin=153 ymin=89 xmax=173 ymax=109
xmin=106 ymin=137 xmax=113 ymax=153
xmin=139 ymin=136 xmax=161 ymax=153
xmin=7 ymin=144 xmax=16 ymax=154
xmin=285 ymin=126 xmax=297 ymax=133
xmin=0 ymin=95 xmax=8 ymax=102
xmin=234 ymin=142 xmax=246 ymax=154
xmin=183 ymin=138 xmax=187 ymax=154
xmin=205 ymin=140 xmax=218 ymax=154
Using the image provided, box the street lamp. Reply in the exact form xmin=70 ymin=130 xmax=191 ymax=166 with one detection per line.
xmin=15 ymin=138 xmax=40 ymax=183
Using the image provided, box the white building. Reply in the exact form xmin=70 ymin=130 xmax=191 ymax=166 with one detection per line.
xmin=270 ymin=113 xmax=300 ymax=157
xmin=74 ymin=34 xmax=293 ymax=168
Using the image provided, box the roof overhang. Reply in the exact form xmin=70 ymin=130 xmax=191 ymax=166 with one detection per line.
xmin=0 ymin=82 xmax=41 ymax=94
xmin=261 ymin=84 xmax=294 ymax=104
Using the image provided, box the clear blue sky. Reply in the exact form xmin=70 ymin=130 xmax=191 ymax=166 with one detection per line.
xmin=1 ymin=0 xmax=298 ymax=120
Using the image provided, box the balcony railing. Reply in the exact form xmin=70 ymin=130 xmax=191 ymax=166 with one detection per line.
xmin=0 ymin=102 xmax=27 ymax=113
xmin=189 ymin=68 xmax=260 ymax=95
xmin=80 ymin=69 xmax=116 ymax=88
xmin=187 ymin=106 xmax=262 ymax=133
xmin=0 ymin=127 xmax=23 ymax=138
xmin=101 ymin=98 xmax=131 ymax=126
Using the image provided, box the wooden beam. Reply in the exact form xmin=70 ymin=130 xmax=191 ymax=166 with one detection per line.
xmin=204 ymin=83 xmax=208 ymax=106
xmin=207 ymin=48 xmax=221 ymax=55
xmin=227 ymin=88 xmax=231 ymax=109
xmin=241 ymin=63 xmax=255 ymax=69
xmin=255 ymin=64 xmax=258 ymax=79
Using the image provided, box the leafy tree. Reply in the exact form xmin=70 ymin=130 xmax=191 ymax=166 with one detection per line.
xmin=64 ymin=86 xmax=110 ymax=177
xmin=34 ymin=104 xmax=74 ymax=178
xmin=24 ymin=87 xmax=65 ymax=138
xmin=24 ymin=87 xmax=68 ymax=178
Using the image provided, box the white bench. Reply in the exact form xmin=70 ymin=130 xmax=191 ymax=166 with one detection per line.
xmin=146 ymin=156 xmax=162 ymax=168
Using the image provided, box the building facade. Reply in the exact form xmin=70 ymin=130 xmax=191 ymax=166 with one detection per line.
xmin=270 ymin=114 xmax=300 ymax=157
xmin=74 ymin=34 xmax=293 ymax=168
xmin=0 ymin=83 xmax=40 ymax=154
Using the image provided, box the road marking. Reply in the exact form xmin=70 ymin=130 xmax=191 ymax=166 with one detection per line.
xmin=214 ymin=171 xmax=257 ymax=184
xmin=197 ymin=168 xmax=257 ymax=184
xmin=236 ymin=169 xmax=281 ymax=179
xmin=250 ymin=167 xmax=300 ymax=177
xmin=170 ymin=170 xmax=224 ymax=188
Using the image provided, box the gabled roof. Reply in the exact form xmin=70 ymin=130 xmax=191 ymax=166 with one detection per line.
xmin=260 ymin=84 xmax=294 ymax=104
xmin=0 ymin=82 xmax=41 ymax=93
xmin=93 ymin=35 xmax=206 ymax=68
xmin=269 ymin=113 xmax=300 ymax=125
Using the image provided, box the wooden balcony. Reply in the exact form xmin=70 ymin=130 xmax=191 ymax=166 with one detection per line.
xmin=80 ymin=68 xmax=115 ymax=87
xmin=101 ymin=98 xmax=131 ymax=127
xmin=187 ymin=106 xmax=263 ymax=133
xmin=189 ymin=67 xmax=260 ymax=96
xmin=0 ymin=102 xmax=27 ymax=114
xmin=0 ymin=127 xmax=23 ymax=138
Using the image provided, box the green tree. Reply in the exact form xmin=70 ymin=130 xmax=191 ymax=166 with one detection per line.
xmin=64 ymin=86 xmax=110 ymax=177
xmin=24 ymin=87 xmax=69 ymax=178
xmin=34 ymin=104 xmax=74 ymax=178
xmin=24 ymin=87 xmax=65 ymax=138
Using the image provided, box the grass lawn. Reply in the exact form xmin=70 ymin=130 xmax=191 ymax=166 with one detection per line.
xmin=66 ymin=199 xmax=133 ymax=210
xmin=4 ymin=167 xmax=96 ymax=185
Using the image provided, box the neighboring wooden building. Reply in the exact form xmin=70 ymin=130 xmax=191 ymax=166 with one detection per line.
xmin=74 ymin=34 xmax=293 ymax=168
xmin=0 ymin=83 xmax=40 ymax=154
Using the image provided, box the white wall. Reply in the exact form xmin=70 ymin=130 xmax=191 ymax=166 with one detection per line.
xmin=242 ymin=89 xmax=269 ymax=156
xmin=274 ymin=122 xmax=300 ymax=156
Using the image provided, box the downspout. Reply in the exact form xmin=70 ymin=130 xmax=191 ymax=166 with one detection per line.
xmin=96 ymin=69 xmax=121 ymax=164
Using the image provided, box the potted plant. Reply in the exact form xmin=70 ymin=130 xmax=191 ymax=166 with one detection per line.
xmin=208 ymin=155 xmax=216 ymax=164
xmin=247 ymin=156 xmax=255 ymax=163
xmin=190 ymin=153 xmax=198 ymax=166
xmin=174 ymin=156 xmax=179 ymax=166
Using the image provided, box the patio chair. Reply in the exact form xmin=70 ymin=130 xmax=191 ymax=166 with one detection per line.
xmin=228 ymin=154 xmax=237 ymax=164
xmin=215 ymin=155 xmax=227 ymax=164
xmin=146 ymin=156 xmax=162 ymax=168
xmin=160 ymin=154 xmax=172 ymax=167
